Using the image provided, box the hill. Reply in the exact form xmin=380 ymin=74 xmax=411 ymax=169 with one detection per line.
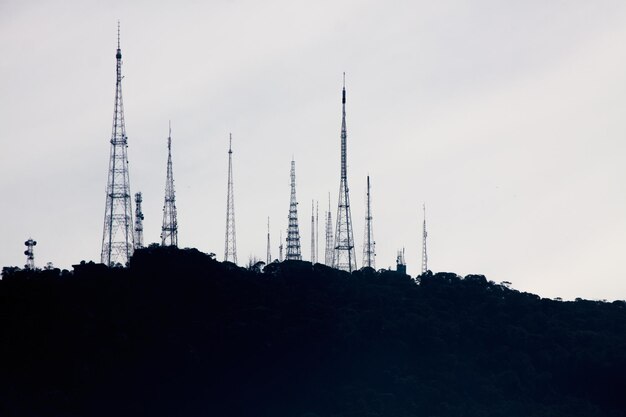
xmin=1 ymin=246 xmax=626 ymax=417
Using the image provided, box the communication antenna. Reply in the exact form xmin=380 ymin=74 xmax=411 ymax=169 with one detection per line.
xmin=286 ymin=159 xmax=302 ymax=260
xmin=421 ymin=203 xmax=428 ymax=274
xmin=24 ymin=238 xmax=37 ymax=270
xmin=363 ymin=175 xmax=376 ymax=269
xmin=224 ymin=134 xmax=237 ymax=263
xmin=161 ymin=122 xmax=178 ymax=247
xmin=134 ymin=192 xmax=144 ymax=249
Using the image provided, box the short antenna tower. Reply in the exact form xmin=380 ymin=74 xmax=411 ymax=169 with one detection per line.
xmin=224 ymin=134 xmax=237 ymax=263
xmin=24 ymin=238 xmax=37 ymax=270
xmin=279 ymin=230 xmax=284 ymax=262
xmin=421 ymin=203 xmax=428 ymax=274
xmin=134 ymin=192 xmax=144 ymax=249
xmin=310 ymin=200 xmax=316 ymax=263
xmin=333 ymin=74 xmax=357 ymax=271
xmin=101 ymin=22 xmax=134 ymax=266
xmin=363 ymin=175 xmax=376 ymax=269
xmin=266 ymin=217 xmax=272 ymax=265
xmin=161 ymin=122 xmax=178 ymax=247
xmin=324 ymin=194 xmax=333 ymax=265
xmin=286 ymin=159 xmax=302 ymax=260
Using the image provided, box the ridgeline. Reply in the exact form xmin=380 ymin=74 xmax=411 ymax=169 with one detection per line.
xmin=1 ymin=247 xmax=625 ymax=417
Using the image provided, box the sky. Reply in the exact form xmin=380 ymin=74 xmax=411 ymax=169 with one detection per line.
xmin=1 ymin=0 xmax=625 ymax=300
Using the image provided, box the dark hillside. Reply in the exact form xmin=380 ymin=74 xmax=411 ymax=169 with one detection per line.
xmin=1 ymin=247 xmax=625 ymax=417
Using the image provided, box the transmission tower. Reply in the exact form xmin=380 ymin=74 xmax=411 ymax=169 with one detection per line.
xmin=24 ymin=238 xmax=36 ymax=270
xmin=101 ymin=22 xmax=134 ymax=267
xmin=134 ymin=192 xmax=144 ymax=249
xmin=421 ymin=203 xmax=428 ymax=274
xmin=224 ymin=134 xmax=237 ymax=263
xmin=279 ymin=230 xmax=284 ymax=262
xmin=266 ymin=217 xmax=272 ymax=265
xmin=333 ymin=74 xmax=357 ymax=272
xmin=325 ymin=194 xmax=333 ymax=266
xmin=286 ymin=159 xmax=302 ymax=260
xmin=316 ymin=201 xmax=319 ymax=264
xmin=363 ymin=175 xmax=376 ymax=269
xmin=310 ymin=200 xmax=316 ymax=263
xmin=161 ymin=123 xmax=178 ymax=247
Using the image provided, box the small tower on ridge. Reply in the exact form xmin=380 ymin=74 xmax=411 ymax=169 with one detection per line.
xmin=134 ymin=192 xmax=144 ymax=249
xmin=286 ymin=159 xmax=302 ymax=260
xmin=362 ymin=175 xmax=375 ymax=269
xmin=161 ymin=123 xmax=178 ymax=247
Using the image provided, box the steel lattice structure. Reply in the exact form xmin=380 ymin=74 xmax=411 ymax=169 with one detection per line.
xmin=362 ymin=175 xmax=376 ymax=269
xmin=325 ymin=195 xmax=333 ymax=266
xmin=279 ymin=230 xmax=284 ymax=262
xmin=421 ymin=204 xmax=428 ymax=274
xmin=224 ymin=134 xmax=237 ymax=263
xmin=286 ymin=160 xmax=302 ymax=260
xmin=101 ymin=23 xmax=134 ymax=267
xmin=333 ymin=75 xmax=357 ymax=272
xmin=266 ymin=217 xmax=272 ymax=265
xmin=134 ymin=192 xmax=144 ymax=249
xmin=310 ymin=200 xmax=316 ymax=263
xmin=24 ymin=238 xmax=36 ymax=270
xmin=161 ymin=124 xmax=178 ymax=247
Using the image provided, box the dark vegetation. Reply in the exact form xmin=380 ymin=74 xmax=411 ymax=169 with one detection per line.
xmin=1 ymin=247 xmax=626 ymax=417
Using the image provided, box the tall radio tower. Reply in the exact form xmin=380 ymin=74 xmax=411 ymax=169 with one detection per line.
xmin=333 ymin=74 xmax=356 ymax=272
xmin=134 ymin=192 xmax=144 ymax=249
xmin=310 ymin=200 xmax=316 ymax=263
xmin=101 ymin=23 xmax=134 ymax=267
xmin=266 ymin=217 xmax=272 ymax=265
xmin=286 ymin=159 xmax=302 ymax=260
xmin=421 ymin=203 xmax=428 ymax=274
xmin=325 ymin=195 xmax=333 ymax=266
xmin=363 ymin=175 xmax=375 ymax=269
xmin=224 ymin=134 xmax=237 ymax=263
xmin=161 ymin=123 xmax=178 ymax=247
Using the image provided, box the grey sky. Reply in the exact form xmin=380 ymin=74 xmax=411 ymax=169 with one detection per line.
xmin=1 ymin=0 xmax=625 ymax=300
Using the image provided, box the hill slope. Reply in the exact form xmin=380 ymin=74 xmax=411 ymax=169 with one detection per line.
xmin=1 ymin=247 xmax=626 ymax=417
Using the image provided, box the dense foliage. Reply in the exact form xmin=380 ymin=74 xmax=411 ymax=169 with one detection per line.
xmin=1 ymin=247 xmax=625 ymax=417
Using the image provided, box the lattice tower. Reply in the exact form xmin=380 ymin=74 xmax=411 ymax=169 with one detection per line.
xmin=279 ymin=230 xmax=284 ymax=262
xmin=134 ymin=192 xmax=144 ymax=249
xmin=266 ymin=217 xmax=272 ymax=265
xmin=325 ymin=194 xmax=333 ymax=266
xmin=101 ymin=23 xmax=134 ymax=267
xmin=421 ymin=203 xmax=428 ymax=274
xmin=286 ymin=159 xmax=302 ymax=260
xmin=363 ymin=175 xmax=376 ymax=269
xmin=224 ymin=134 xmax=237 ymax=263
xmin=24 ymin=238 xmax=36 ymax=270
xmin=333 ymin=74 xmax=356 ymax=271
xmin=310 ymin=200 xmax=316 ymax=263
xmin=161 ymin=123 xmax=178 ymax=247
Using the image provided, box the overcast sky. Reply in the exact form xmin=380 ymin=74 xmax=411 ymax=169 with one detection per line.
xmin=1 ymin=0 xmax=625 ymax=300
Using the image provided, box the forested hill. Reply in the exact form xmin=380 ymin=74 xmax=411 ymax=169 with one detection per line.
xmin=2 ymin=247 xmax=626 ymax=417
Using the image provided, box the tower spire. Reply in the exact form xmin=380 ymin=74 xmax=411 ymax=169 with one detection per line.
xmin=161 ymin=122 xmax=178 ymax=247
xmin=101 ymin=24 xmax=134 ymax=266
xmin=311 ymin=200 xmax=316 ymax=263
xmin=325 ymin=193 xmax=333 ymax=266
xmin=134 ymin=192 xmax=144 ymax=249
xmin=224 ymin=133 xmax=237 ymax=263
xmin=421 ymin=203 xmax=428 ymax=274
xmin=363 ymin=175 xmax=375 ymax=269
xmin=266 ymin=217 xmax=272 ymax=265
xmin=333 ymin=74 xmax=357 ymax=271
xmin=286 ymin=159 xmax=302 ymax=260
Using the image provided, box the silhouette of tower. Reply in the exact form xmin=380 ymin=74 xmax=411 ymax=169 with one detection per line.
xmin=325 ymin=195 xmax=333 ymax=266
xmin=363 ymin=175 xmax=376 ymax=269
xmin=224 ymin=134 xmax=237 ymax=263
xmin=161 ymin=123 xmax=178 ymax=247
xmin=333 ymin=74 xmax=356 ymax=271
xmin=286 ymin=159 xmax=302 ymax=260
xmin=24 ymin=238 xmax=36 ymax=270
xmin=396 ymin=248 xmax=406 ymax=274
xmin=316 ymin=201 xmax=319 ymax=264
xmin=279 ymin=230 xmax=284 ymax=262
xmin=421 ymin=203 xmax=428 ymax=274
xmin=134 ymin=192 xmax=144 ymax=249
xmin=101 ymin=23 xmax=134 ymax=267
xmin=310 ymin=200 xmax=316 ymax=263
xmin=266 ymin=217 xmax=272 ymax=265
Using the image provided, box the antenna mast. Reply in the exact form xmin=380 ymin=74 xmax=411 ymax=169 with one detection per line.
xmin=333 ymin=74 xmax=357 ymax=271
xmin=286 ymin=159 xmax=302 ymax=260
xmin=101 ymin=22 xmax=134 ymax=266
xmin=325 ymin=194 xmax=333 ymax=265
xmin=363 ymin=175 xmax=376 ymax=269
xmin=311 ymin=200 xmax=316 ymax=263
xmin=279 ymin=230 xmax=284 ymax=262
xmin=24 ymin=238 xmax=37 ymax=270
xmin=224 ymin=134 xmax=237 ymax=263
xmin=421 ymin=204 xmax=428 ymax=274
xmin=266 ymin=217 xmax=272 ymax=265
xmin=161 ymin=123 xmax=178 ymax=247
xmin=134 ymin=192 xmax=144 ymax=249
xmin=316 ymin=201 xmax=319 ymax=264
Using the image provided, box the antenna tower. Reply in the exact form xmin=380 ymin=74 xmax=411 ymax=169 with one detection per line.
xmin=134 ymin=192 xmax=144 ymax=249
xmin=333 ymin=74 xmax=356 ymax=271
xmin=325 ymin=195 xmax=333 ymax=265
xmin=286 ymin=159 xmax=302 ymax=260
xmin=161 ymin=123 xmax=178 ymax=247
xmin=310 ymin=200 xmax=316 ymax=263
xmin=421 ymin=204 xmax=428 ymax=274
xmin=224 ymin=134 xmax=237 ymax=263
xmin=266 ymin=217 xmax=272 ymax=264
xmin=316 ymin=201 xmax=319 ymax=264
xmin=363 ymin=175 xmax=376 ymax=269
xmin=279 ymin=230 xmax=284 ymax=262
xmin=24 ymin=238 xmax=37 ymax=270
xmin=101 ymin=22 xmax=134 ymax=267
